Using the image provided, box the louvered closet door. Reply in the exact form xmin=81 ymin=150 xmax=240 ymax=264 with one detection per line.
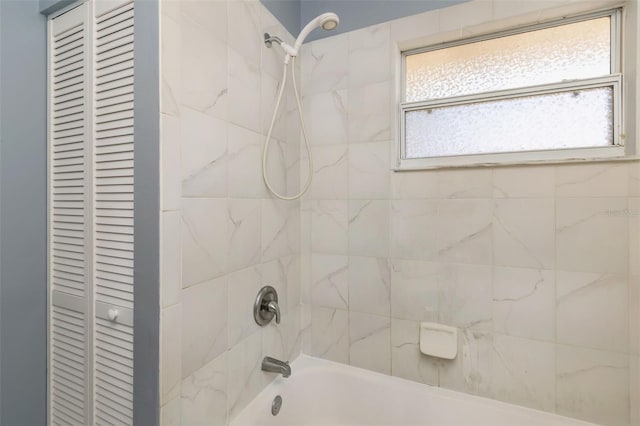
xmin=49 ymin=4 xmax=91 ymax=424
xmin=93 ymin=2 xmax=135 ymax=425
xmin=48 ymin=1 xmax=135 ymax=425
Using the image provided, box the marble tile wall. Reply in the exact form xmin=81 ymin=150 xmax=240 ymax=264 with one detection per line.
xmin=299 ymin=1 xmax=640 ymax=425
xmin=158 ymin=1 xmax=303 ymax=424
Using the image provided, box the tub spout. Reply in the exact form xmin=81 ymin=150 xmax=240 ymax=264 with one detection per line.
xmin=262 ymin=356 xmax=291 ymax=378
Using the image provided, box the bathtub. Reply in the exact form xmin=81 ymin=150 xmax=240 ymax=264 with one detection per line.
xmin=231 ymin=355 xmax=597 ymax=426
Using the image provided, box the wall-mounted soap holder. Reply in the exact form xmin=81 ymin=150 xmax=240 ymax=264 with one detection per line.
xmin=419 ymin=322 xmax=458 ymax=360
xmin=254 ymin=286 xmax=281 ymax=326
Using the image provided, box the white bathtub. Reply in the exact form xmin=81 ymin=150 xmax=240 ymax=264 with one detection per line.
xmin=231 ymin=355 xmax=597 ymax=426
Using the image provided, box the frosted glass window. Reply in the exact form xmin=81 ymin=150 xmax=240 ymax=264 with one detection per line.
xmin=405 ymin=17 xmax=611 ymax=102
xmin=399 ymin=9 xmax=622 ymax=166
xmin=404 ymin=87 xmax=613 ymax=158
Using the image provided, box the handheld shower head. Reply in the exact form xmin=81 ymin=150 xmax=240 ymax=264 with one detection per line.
xmin=294 ymin=12 xmax=340 ymax=50
xmin=265 ymin=12 xmax=340 ymax=64
xmin=320 ymin=13 xmax=340 ymax=31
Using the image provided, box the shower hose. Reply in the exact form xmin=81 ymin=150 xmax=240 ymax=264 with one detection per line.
xmin=262 ymin=56 xmax=313 ymax=201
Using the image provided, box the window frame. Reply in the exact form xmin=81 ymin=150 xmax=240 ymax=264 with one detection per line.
xmin=396 ymin=7 xmax=626 ymax=170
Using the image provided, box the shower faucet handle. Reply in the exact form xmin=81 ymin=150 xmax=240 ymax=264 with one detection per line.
xmin=254 ymin=286 xmax=281 ymax=326
xmin=266 ymin=300 xmax=281 ymax=324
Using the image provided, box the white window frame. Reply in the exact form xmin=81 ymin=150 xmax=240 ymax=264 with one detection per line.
xmin=396 ymin=7 xmax=629 ymax=170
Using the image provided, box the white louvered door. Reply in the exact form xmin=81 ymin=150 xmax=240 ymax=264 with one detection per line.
xmin=94 ymin=2 xmax=135 ymax=424
xmin=48 ymin=1 xmax=135 ymax=425
xmin=49 ymin=5 xmax=92 ymax=424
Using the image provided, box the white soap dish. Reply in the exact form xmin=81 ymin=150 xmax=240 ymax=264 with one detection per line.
xmin=419 ymin=322 xmax=458 ymax=360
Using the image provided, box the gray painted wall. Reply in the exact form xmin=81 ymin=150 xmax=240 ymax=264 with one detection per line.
xmin=262 ymin=0 xmax=301 ymax=35
xmin=0 ymin=1 xmax=48 ymax=425
xmin=261 ymin=0 xmax=468 ymax=42
xmin=39 ymin=0 xmax=75 ymax=15
xmin=133 ymin=0 xmax=160 ymax=423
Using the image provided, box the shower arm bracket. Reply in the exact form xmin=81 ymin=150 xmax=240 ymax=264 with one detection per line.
xmin=264 ymin=33 xmax=298 ymax=60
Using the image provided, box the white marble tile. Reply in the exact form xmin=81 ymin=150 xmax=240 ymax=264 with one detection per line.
xmin=493 ymin=166 xmax=555 ymax=198
xmin=261 ymin=7 xmax=288 ymax=79
xmin=228 ymin=47 xmax=262 ymax=133
xmin=438 ymin=0 xmax=493 ymax=34
xmin=439 ymin=263 xmax=492 ymax=331
xmin=160 ymin=0 xmax=180 ymax=20
xmin=631 ymin=275 xmax=640 ymax=355
xmin=390 ymin=170 xmax=439 ymax=200
xmin=180 ymin=352 xmax=227 ymax=426
xmin=630 ymin=198 xmax=640 ymax=276
xmin=348 ymin=200 xmax=389 ymax=257
xmin=348 ymin=141 xmax=390 ymax=200
xmin=161 ymin=396 xmax=181 ymax=426
xmin=161 ymin=12 xmax=181 ymax=117
xmin=300 ymin=252 xmax=312 ymax=305
xmin=436 ymin=199 xmax=492 ymax=265
xmin=300 ymin=303 xmax=312 ymax=354
xmin=556 ymin=163 xmax=629 ymax=198
xmin=262 ymin=198 xmax=297 ymax=261
xmin=310 ymin=145 xmax=348 ymax=199
xmin=389 ymin=259 xmax=439 ymax=321
xmin=311 ymin=200 xmax=348 ymax=255
xmin=180 ymin=107 xmax=227 ymax=198
xmin=390 ymin=200 xmax=438 ymax=260
xmin=162 ymin=304 xmax=182 ymax=404
xmin=181 ymin=277 xmax=228 ymax=378
xmin=284 ymin=135 xmax=301 ymax=196
xmin=491 ymin=0 xmax=569 ymax=25
xmin=438 ymin=169 xmax=493 ymax=199
xmin=630 ymin=163 xmax=640 ymax=197
xmin=286 ymin=200 xmax=301 ymax=255
xmin=227 ymin=265 xmax=262 ymax=347
xmin=439 ymin=329 xmax=493 ymax=398
xmin=493 ymin=199 xmax=554 ymax=269
xmin=492 ymin=267 xmax=554 ymax=341
xmin=349 ymin=311 xmax=391 ymax=374
xmin=310 ymin=306 xmax=349 ymax=364
xmin=301 ymin=33 xmax=349 ymax=95
xmin=181 ymin=198 xmax=228 ymax=287
xmin=227 ymin=330 xmax=265 ymax=420
xmin=349 ymin=256 xmax=390 ymax=317
xmin=161 ymin=114 xmax=181 ymax=211
xmin=347 ymin=81 xmax=391 ymax=143
xmin=391 ymin=319 xmax=439 ymax=385
xmin=491 ymin=334 xmax=555 ymax=412
xmin=161 ymin=211 xmax=181 ymax=308
xmin=226 ymin=0 xmax=261 ymax=66
xmin=227 ymin=124 xmax=265 ymax=198
xmin=180 ymin=0 xmax=227 ymax=42
xmin=556 ymin=198 xmax=629 ymax=274
xmin=262 ymin=255 xmax=297 ymax=312
xmin=260 ymin=73 xmax=288 ymax=142
xmin=390 ymin=9 xmax=441 ymax=45
xmin=285 ymin=256 xmax=301 ymax=311
xmin=348 ymin=23 xmax=391 ymax=87
xmin=228 ymin=199 xmax=261 ymax=272
xmin=556 ymin=345 xmax=629 ymax=426
xmin=180 ymin=16 xmax=227 ymax=119
xmin=631 ymin=355 xmax=639 ymax=426
xmin=307 ymin=89 xmax=348 ymax=146
xmin=556 ymin=271 xmax=628 ymax=353
xmin=311 ymin=254 xmax=348 ymax=310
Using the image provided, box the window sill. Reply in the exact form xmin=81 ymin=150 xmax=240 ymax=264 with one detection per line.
xmin=393 ymin=145 xmax=640 ymax=171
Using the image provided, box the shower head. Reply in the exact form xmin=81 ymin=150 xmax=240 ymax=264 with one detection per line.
xmin=266 ymin=12 xmax=339 ymax=63
xmin=294 ymin=12 xmax=340 ymax=49
xmin=321 ymin=15 xmax=339 ymax=30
